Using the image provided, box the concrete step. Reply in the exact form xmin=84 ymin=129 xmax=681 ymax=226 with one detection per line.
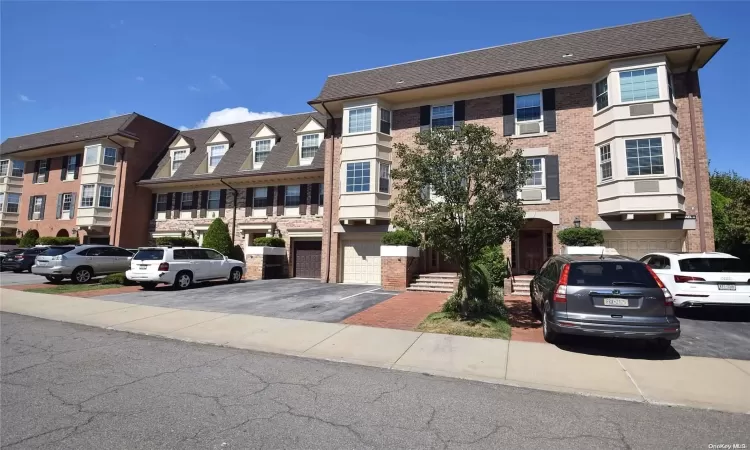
xmin=415 ymin=274 xmax=458 ymax=281
xmin=407 ymin=285 xmax=455 ymax=293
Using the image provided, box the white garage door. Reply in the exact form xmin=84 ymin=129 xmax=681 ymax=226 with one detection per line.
xmin=342 ymin=240 xmax=381 ymax=284
xmin=603 ymin=230 xmax=686 ymax=259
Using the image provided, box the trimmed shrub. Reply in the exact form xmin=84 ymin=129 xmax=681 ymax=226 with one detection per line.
xmin=0 ymin=236 xmax=19 ymax=245
xmin=476 ymin=245 xmax=507 ymax=286
xmin=252 ymin=237 xmax=286 ymax=248
xmin=201 ymin=218 xmax=233 ymax=256
xmin=443 ymin=263 xmax=507 ymax=317
xmin=38 ymin=236 xmax=80 ymax=246
xmin=230 ymin=244 xmax=245 ymax=261
xmin=98 ymin=272 xmax=135 ymax=285
xmin=155 ymin=236 xmax=199 ymax=247
xmin=18 ymin=230 xmax=39 ymax=248
xmin=381 ymin=229 xmax=421 ymax=247
xmin=557 ymin=227 xmax=604 ymax=247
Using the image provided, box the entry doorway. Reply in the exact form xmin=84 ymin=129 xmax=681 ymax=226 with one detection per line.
xmin=513 ymin=219 xmax=554 ymax=275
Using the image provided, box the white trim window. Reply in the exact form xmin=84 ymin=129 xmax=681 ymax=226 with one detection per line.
xmin=209 ymin=145 xmax=227 ymax=168
xmin=6 ymin=193 xmax=20 ymax=213
xmin=516 ymin=93 xmax=542 ymax=123
xmin=62 ymin=193 xmax=72 ymax=214
xmin=32 ymin=196 xmax=43 ymax=220
xmin=595 ymin=78 xmax=609 ymax=111
xmin=285 ymin=185 xmax=301 ymax=208
xmin=103 ymin=147 xmax=117 ymax=166
xmin=431 ymin=105 xmax=454 ymax=129
xmin=36 ymin=159 xmax=48 ymax=183
xmin=155 ymin=193 xmax=168 ymax=212
xmin=674 ymin=141 xmax=682 ymax=179
xmin=80 ymin=184 xmax=96 ymax=207
xmin=11 ymin=160 xmax=24 ymax=177
xmin=626 ymin=138 xmax=664 ymax=176
xmin=207 ymin=190 xmax=220 ymax=210
xmin=84 ymin=145 xmax=100 ymax=166
xmin=66 ymin=154 xmax=78 ymax=180
xmin=300 ymin=134 xmax=319 ymax=160
xmin=378 ymin=163 xmax=390 ymax=194
xmin=0 ymin=160 xmax=8 ymax=176
xmin=171 ymin=150 xmax=187 ymax=174
xmin=254 ymin=140 xmax=271 ymax=167
xmin=599 ymin=144 xmax=612 ymax=181
xmin=380 ymin=108 xmax=391 ymax=134
xmin=98 ymin=184 xmax=114 ymax=208
xmin=0 ymin=193 xmax=4 ymax=212
xmin=346 ymin=161 xmax=370 ymax=193
xmin=252 ymin=187 xmax=268 ymax=208
xmin=619 ymin=67 xmax=659 ymax=102
xmin=525 ymin=157 xmax=544 ymax=187
xmin=348 ymin=107 xmax=372 ymax=134
xmin=181 ymin=192 xmax=193 ymax=210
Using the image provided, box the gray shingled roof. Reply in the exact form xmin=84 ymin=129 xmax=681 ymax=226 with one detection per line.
xmin=0 ymin=114 xmax=140 ymax=155
xmin=312 ymin=14 xmax=726 ymax=103
xmin=141 ymin=112 xmax=326 ymax=184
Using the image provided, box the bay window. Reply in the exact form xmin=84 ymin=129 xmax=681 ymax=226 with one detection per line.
xmin=599 ymin=144 xmax=612 ymax=181
xmin=595 ymin=78 xmax=609 ymax=110
xmin=84 ymin=145 xmax=99 ymax=165
xmin=348 ymin=107 xmax=372 ymax=134
xmin=6 ymin=193 xmax=20 ymax=213
xmin=0 ymin=193 xmax=4 ymax=212
xmin=346 ymin=161 xmax=370 ymax=192
xmin=0 ymin=160 xmax=8 ymax=176
xmin=98 ymin=185 xmax=113 ymax=208
xmin=380 ymin=108 xmax=391 ymax=134
xmin=619 ymin=67 xmax=659 ymax=102
xmin=81 ymin=185 xmax=95 ymax=207
xmin=11 ymin=161 xmax=24 ymax=177
xmin=625 ymin=138 xmax=664 ymax=176
xmin=103 ymin=147 xmax=117 ymax=166
xmin=378 ymin=163 xmax=390 ymax=194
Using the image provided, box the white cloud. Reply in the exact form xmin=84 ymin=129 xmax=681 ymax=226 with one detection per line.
xmin=178 ymin=125 xmax=189 ymax=131
xmin=135 ymin=76 xmax=145 ymax=82
xmin=193 ymin=107 xmax=283 ymax=129
xmin=18 ymin=94 xmax=35 ymax=102
xmin=210 ymin=75 xmax=229 ymax=90
xmin=188 ymin=85 xmax=200 ymax=92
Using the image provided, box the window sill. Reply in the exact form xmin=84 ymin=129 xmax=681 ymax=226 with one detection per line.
xmin=343 ymin=130 xmax=375 ymax=137
xmin=62 ymin=179 xmax=77 ymax=183
xmin=511 ymin=132 xmax=548 ymax=139
xmin=522 ymin=200 xmax=551 ymax=205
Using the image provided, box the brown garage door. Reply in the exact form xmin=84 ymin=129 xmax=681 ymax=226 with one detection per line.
xmin=294 ymin=240 xmax=322 ymax=278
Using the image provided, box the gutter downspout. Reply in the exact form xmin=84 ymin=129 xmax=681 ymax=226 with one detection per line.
xmin=322 ymin=102 xmax=335 ymax=283
xmin=687 ymin=46 xmax=707 ymax=252
xmin=219 ymin=178 xmax=239 ymax=247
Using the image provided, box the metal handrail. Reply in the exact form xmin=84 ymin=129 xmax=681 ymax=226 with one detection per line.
xmin=506 ymin=257 xmax=515 ymax=290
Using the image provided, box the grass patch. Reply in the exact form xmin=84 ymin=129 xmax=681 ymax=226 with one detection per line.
xmin=25 ymin=283 xmax=124 ymax=294
xmin=416 ymin=311 xmax=511 ymax=339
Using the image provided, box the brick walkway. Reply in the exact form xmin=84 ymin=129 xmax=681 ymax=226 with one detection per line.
xmin=342 ymin=291 xmax=449 ymax=330
xmin=505 ymin=294 xmax=545 ymax=343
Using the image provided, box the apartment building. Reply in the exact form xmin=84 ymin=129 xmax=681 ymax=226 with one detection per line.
xmin=138 ymin=113 xmax=327 ymax=279
xmin=0 ymin=114 xmax=177 ymax=247
xmin=309 ymin=14 xmax=726 ymax=284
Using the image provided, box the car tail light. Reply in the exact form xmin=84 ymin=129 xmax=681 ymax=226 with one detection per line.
xmin=15 ymin=254 xmax=24 ymax=260
xmin=674 ymin=275 xmax=705 ymax=283
xmin=645 ymin=265 xmax=673 ymax=306
xmin=158 ymin=262 xmax=169 ymax=271
xmin=553 ymin=263 xmax=570 ymax=303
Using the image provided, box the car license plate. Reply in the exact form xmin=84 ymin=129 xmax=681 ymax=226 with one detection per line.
xmin=139 ymin=265 xmax=148 ymax=270
xmin=36 ymin=261 xmax=47 ymax=266
xmin=718 ymin=284 xmax=736 ymax=291
xmin=603 ymin=298 xmax=629 ymax=307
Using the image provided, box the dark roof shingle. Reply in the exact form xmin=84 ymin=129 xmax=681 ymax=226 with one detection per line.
xmin=312 ymin=15 xmax=725 ymax=103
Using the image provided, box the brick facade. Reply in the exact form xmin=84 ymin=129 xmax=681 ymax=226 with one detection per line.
xmin=381 ymin=255 xmax=420 ymax=291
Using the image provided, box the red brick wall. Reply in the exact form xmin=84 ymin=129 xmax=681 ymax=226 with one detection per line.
xmin=321 ymin=135 xmax=342 ymax=282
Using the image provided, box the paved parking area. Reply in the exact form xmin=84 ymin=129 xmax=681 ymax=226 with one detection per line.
xmin=95 ymin=279 xmax=397 ymax=323
xmin=0 ymin=271 xmax=47 ymax=287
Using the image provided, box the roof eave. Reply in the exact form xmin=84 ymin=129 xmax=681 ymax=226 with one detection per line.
xmin=137 ymin=166 xmax=324 ymax=186
xmin=0 ymin=131 xmax=143 ymax=156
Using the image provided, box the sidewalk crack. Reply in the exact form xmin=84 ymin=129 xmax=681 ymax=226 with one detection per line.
xmin=616 ymin=358 xmax=647 ymax=403
xmin=390 ymin=332 xmax=423 ymax=369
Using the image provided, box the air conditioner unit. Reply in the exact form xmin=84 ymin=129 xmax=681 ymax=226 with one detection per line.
xmin=32 ymin=212 xmax=41 ymax=220
xmin=521 ymin=189 xmax=543 ymax=201
xmin=518 ymin=122 xmax=541 ymax=135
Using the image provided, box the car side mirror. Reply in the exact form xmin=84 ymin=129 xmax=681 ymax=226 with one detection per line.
xmin=223 ymin=255 xmax=228 ymax=260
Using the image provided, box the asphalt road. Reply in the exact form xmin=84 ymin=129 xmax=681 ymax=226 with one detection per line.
xmin=2 ymin=313 xmax=749 ymax=450
xmin=0 ymin=271 xmax=45 ymax=286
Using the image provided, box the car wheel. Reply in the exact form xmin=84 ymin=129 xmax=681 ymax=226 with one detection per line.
xmin=72 ymin=267 xmax=93 ymax=284
xmin=12 ymin=269 xmax=21 ymax=273
xmin=173 ymin=272 xmax=192 ymax=290
xmin=542 ymin=303 xmax=558 ymax=344
xmin=228 ymin=268 xmax=243 ymax=283
xmin=141 ymin=282 xmax=158 ymax=291
xmin=651 ymin=338 xmax=672 ymax=353
xmin=45 ymin=276 xmax=64 ymax=284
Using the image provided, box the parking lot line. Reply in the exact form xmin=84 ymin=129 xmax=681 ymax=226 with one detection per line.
xmin=338 ymin=288 xmax=382 ymax=301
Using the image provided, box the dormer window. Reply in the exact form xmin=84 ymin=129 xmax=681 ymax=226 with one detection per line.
xmin=171 ymin=150 xmax=187 ymax=175
xmin=209 ymin=144 xmax=227 ymax=170
xmin=300 ymin=134 xmax=319 ymax=163
xmin=254 ymin=140 xmax=272 ymax=168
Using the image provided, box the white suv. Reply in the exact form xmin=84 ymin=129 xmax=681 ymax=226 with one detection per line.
xmin=639 ymin=252 xmax=750 ymax=308
xmin=126 ymin=247 xmax=246 ymax=290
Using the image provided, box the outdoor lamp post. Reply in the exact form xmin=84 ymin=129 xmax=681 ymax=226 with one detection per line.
xmin=573 ymin=217 xmax=581 ymax=228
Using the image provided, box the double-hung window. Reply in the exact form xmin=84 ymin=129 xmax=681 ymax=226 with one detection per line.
xmin=346 ymin=162 xmax=370 ymax=193
xmin=172 ymin=150 xmax=187 ymax=174
xmin=37 ymin=160 xmax=48 ymax=183
xmin=380 ymin=109 xmax=391 ymax=134
xmin=431 ymin=105 xmax=454 ymax=129
xmin=599 ymin=144 xmax=612 ymax=181
xmin=103 ymin=148 xmax=117 ymax=166
xmin=207 ymin=190 xmax=221 ymax=209
xmin=348 ymin=107 xmax=372 ymax=134
xmin=595 ymin=78 xmax=609 ymax=110
xmin=516 ymin=94 xmax=542 ymax=123
xmin=81 ymin=184 xmax=95 ymax=207
xmin=181 ymin=192 xmax=193 ymax=210
xmin=525 ymin=157 xmax=544 ymax=187
xmin=285 ymin=185 xmax=300 ymax=207
xmin=378 ymin=163 xmax=391 ymax=194
xmin=626 ymin=138 xmax=664 ymax=176
xmin=11 ymin=161 xmax=24 ymax=177
xmin=84 ymin=146 xmax=99 ymax=165
xmin=209 ymin=145 xmax=227 ymax=168
xmin=674 ymin=141 xmax=682 ymax=178
xmin=66 ymin=154 xmax=78 ymax=179
xmin=254 ymin=140 xmax=271 ymax=165
xmin=98 ymin=185 xmax=113 ymax=208
xmin=619 ymin=68 xmax=659 ymax=102
xmin=301 ymin=134 xmax=319 ymax=160
xmin=0 ymin=193 xmax=4 ymax=212
xmin=6 ymin=193 xmax=20 ymax=213
xmin=0 ymin=160 xmax=8 ymax=176
xmin=253 ymin=187 xmax=268 ymax=208
xmin=32 ymin=197 xmax=44 ymax=219
xmin=62 ymin=193 xmax=72 ymax=213
xmin=155 ymin=193 xmax=168 ymax=212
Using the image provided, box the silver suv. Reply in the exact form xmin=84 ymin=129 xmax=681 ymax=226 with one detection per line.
xmin=32 ymin=245 xmax=134 ymax=283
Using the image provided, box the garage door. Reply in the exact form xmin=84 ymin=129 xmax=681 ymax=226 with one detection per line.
xmin=342 ymin=240 xmax=381 ymax=284
xmin=294 ymin=241 xmax=322 ymax=278
xmin=603 ymin=230 xmax=686 ymax=259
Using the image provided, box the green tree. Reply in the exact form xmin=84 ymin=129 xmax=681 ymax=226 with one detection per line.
xmin=18 ymin=229 xmax=40 ymax=248
xmin=201 ymin=218 xmax=233 ymax=256
xmin=710 ymin=170 xmax=750 ymax=252
xmin=391 ymin=124 xmax=528 ymax=316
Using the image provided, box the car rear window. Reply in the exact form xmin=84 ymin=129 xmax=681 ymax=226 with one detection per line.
xmin=41 ymin=247 xmax=75 ymax=256
xmin=133 ymin=249 xmax=164 ymax=261
xmin=568 ymin=262 xmax=659 ymax=287
xmin=678 ymin=258 xmax=748 ymax=273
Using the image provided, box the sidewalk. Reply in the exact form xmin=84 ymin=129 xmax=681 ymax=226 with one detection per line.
xmin=1 ymin=288 xmax=748 ymax=414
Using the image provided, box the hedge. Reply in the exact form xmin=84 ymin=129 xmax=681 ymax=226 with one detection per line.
xmin=155 ymin=236 xmax=199 ymax=247
xmin=18 ymin=230 xmax=39 ymax=248
xmin=381 ymin=229 xmax=421 ymax=247
xmin=557 ymin=227 xmax=604 ymax=247
xmin=99 ymin=272 xmax=135 ymax=286
xmin=0 ymin=236 xmax=19 ymax=245
xmin=476 ymin=245 xmax=508 ymax=286
xmin=38 ymin=237 xmax=80 ymax=246
xmin=252 ymin=237 xmax=286 ymax=248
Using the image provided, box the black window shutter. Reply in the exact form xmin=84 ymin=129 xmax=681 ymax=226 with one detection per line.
xmin=56 ymin=194 xmax=63 ymax=219
xmin=70 ymin=193 xmax=76 ymax=218
xmin=542 ymin=88 xmax=556 ymax=132
xmin=150 ymin=194 xmax=157 ymax=219
xmin=74 ymin=153 xmax=83 ymax=179
xmin=27 ymin=197 xmax=34 ymax=220
xmin=165 ymin=193 xmax=173 ymax=219
xmin=419 ymin=105 xmax=431 ymax=132
xmin=502 ymin=94 xmax=515 ymax=136
xmin=199 ymin=190 xmax=208 ymax=218
xmin=45 ymin=158 xmax=51 ymax=182
xmin=545 ymin=155 xmax=560 ymax=200
xmin=276 ymin=186 xmax=285 ymax=216
xmin=218 ymin=189 xmax=227 ymax=217
xmin=32 ymin=160 xmax=40 ymax=183
xmin=310 ymin=183 xmax=319 ymax=216
xmin=454 ymin=100 xmax=465 ymax=130
xmin=174 ymin=192 xmax=182 ymax=212
xmin=245 ymin=188 xmax=253 ymax=217
xmin=266 ymin=186 xmax=275 ymax=216
xmin=191 ymin=190 xmax=199 ymax=218
xmin=39 ymin=196 xmax=46 ymax=220
xmin=299 ymin=184 xmax=308 ymax=215
xmin=60 ymin=156 xmax=69 ymax=180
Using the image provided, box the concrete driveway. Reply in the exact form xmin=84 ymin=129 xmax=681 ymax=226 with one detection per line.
xmin=96 ymin=278 xmax=397 ymax=323
xmin=0 ymin=271 xmax=47 ymax=287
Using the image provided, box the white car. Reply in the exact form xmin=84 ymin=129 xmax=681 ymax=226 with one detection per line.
xmin=126 ymin=247 xmax=246 ymax=290
xmin=639 ymin=252 xmax=750 ymax=308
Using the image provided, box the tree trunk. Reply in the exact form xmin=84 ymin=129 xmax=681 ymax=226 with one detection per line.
xmin=459 ymin=256 xmax=472 ymax=318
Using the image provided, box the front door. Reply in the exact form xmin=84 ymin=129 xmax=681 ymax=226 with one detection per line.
xmin=519 ymin=230 xmax=544 ymax=274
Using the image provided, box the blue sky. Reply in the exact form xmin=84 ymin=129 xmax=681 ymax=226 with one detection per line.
xmin=1 ymin=2 xmax=747 ymax=175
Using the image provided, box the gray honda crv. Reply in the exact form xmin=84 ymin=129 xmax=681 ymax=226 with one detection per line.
xmin=530 ymin=254 xmax=680 ymax=351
